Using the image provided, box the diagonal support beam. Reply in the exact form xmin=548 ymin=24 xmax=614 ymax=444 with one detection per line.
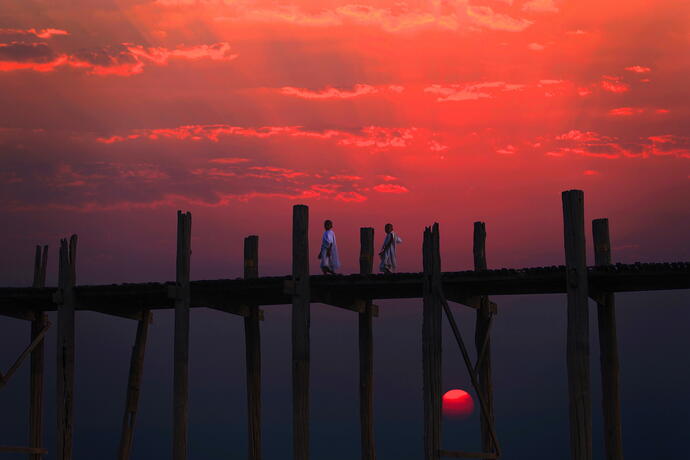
xmin=118 ymin=310 xmax=152 ymax=460
xmin=0 ymin=321 xmax=52 ymax=388
xmin=438 ymin=289 xmax=501 ymax=458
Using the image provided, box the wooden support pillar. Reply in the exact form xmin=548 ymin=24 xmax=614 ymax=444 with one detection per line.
xmin=244 ymin=235 xmax=262 ymax=460
xmin=57 ymin=236 xmax=77 ymax=460
xmin=173 ymin=211 xmax=192 ymax=460
xmin=118 ymin=309 xmax=152 ymax=460
xmin=30 ymin=245 xmax=48 ymax=460
xmin=422 ymin=223 xmax=442 ymax=460
xmin=291 ymin=205 xmax=310 ymax=460
xmin=562 ymin=190 xmax=592 ymax=460
xmin=473 ymin=223 xmax=494 ymax=455
xmin=358 ymin=227 xmax=376 ymax=460
xmin=592 ymin=219 xmax=623 ymax=460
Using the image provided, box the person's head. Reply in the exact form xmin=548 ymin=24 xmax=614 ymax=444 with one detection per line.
xmin=324 ymin=219 xmax=333 ymax=230
xmin=385 ymin=223 xmax=393 ymax=233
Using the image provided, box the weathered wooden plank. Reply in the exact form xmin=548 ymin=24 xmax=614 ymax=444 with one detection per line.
xmin=422 ymin=224 xmax=442 ymax=460
xmin=118 ymin=309 xmax=152 ymax=460
xmin=292 ymin=205 xmax=310 ymax=460
xmin=244 ymin=235 xmax=262 ymax=460
xmin=30 ymin=244 xmax=48 ymax=460
xmin=473 ymin=222 xmax=495 ymax=455
xmin=358 ymin=227 xmax=376 ymax=460
xmin=57 ymin=235 xmax=77 ymax=460
xmin=173 ymin=211 xmax=192 ymax=460
xmin=592 ymin=218 xmax=623 ymax=460
xmin=562 ymin=190 xmax=592 ymax=460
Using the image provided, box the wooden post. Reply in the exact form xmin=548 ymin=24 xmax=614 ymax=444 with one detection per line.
xmin=562 ymin=190 xmax=592 ymax=460
xmin=57 ymin=236 xmax=77 ymax=460
xmin=422 ymin=223 xmax=441 ymax=460
xmin=592 ymin=219 xmax=623 ymax=460
xmin=30 ymin=245 xmax=48 ymax=460
xmin=292 ymin=205 xmax=310 ymax=460
xmin=118 ymin=309 xmax=152 ymax=460
xmin=244 ymin=235 xmax=262 ymax=460
xmin=358 ymin=227 xmax=375 ymax=460
xmin=473 ymin=222 xmax=494 ymax=454
xmin=173 ymin=211 xmax=192 ymax=460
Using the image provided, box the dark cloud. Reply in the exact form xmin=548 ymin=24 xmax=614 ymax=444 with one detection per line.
xmin=0 ymin=42 xmax=55 ymax=62
xmin=72 ymin=44 xmax=138 ymax=67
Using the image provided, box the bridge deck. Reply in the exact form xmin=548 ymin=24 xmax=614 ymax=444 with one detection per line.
xmin=1 ymin=262 xmax=688 ymax=318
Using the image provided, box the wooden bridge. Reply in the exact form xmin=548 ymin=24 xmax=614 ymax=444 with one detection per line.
xmin=1 ymin=189 xmax=688 ymax=460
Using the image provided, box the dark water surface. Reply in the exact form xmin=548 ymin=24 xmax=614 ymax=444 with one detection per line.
xmin=1 ymin=291 xmax=688 ymax=460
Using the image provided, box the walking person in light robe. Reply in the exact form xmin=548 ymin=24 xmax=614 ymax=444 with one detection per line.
xmin=379 ymin=223 xmax=403 ymax=274
xmin=318 ymin=219 xmax=340 ymax=274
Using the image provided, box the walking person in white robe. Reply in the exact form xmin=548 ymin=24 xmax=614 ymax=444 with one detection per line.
xmin=318 ymin=219 xmax=340 ymax=274
xmin=379 ymin=223 xmax=402 ymax=274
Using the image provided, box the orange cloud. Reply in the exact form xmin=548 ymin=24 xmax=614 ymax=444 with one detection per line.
xmin=466 ymin=6 xmax=533 ymax=32
xmin=209 ymin=157 xmax=250 ymax=164
xmin=96 ymin=124 xmax=430 ymax=153
xmin=280 ymin=84 xmax=378 ymax=99
xmin=373 ymin=184 xmax=409 ymax=193
xmin=600 ymin=76 xmax=630 ymax=93
xmin=496 ymin=145 xmax=517 ymax=155
xmin=609 ymin=107 xmax=644 ymax=116
xmin=557 ymin=130 xmax=611 ymax=142
xmin=522 ymin=0 xmax=559 ymax=13
xmin=0 ymin=41 xmax=236 ymax=75
xmin=330 ymin=175 xmax=363 ymax=181
xmin=335 ymin=191 xmax=367 ymax=202
xmin=0 ymin=28 xmax=69 ymax=39
xmin=625 ymin=65 xmax=651 ymax=73
xmin=214 ymin=3 xmax=533 ymax=33
xmin=424 ymin=81 xmax=525 ymax=102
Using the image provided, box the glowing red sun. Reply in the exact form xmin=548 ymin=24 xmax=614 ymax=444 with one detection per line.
xmin=443 ymin=389 xmax=474 ymax=419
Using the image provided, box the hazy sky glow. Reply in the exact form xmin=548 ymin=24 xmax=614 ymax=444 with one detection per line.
xmin=1 ymin=4 xmax=690 ymax=460
xmin=1 ymin=0 xmax=689 ymax=284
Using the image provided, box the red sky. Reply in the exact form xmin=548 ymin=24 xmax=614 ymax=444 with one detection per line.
xmin=1 ymin=0 xmax=689 ymax=285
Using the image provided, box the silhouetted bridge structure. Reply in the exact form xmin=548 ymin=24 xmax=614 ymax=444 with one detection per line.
xmin=1 ymin=190 xmax=688 ymax=460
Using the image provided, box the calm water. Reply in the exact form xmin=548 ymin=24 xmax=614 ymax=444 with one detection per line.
xmin=1 ymin=292 xmax=688 ymax=459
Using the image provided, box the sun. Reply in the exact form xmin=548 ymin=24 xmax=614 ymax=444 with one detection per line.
xmin=443 ymin=389 xmax=474 ymax=420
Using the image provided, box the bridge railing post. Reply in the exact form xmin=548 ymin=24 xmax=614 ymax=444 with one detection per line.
xmin=244 ymin=235 xmax=262 ymax=460
xmin=592 ymin=218 xmax=623 ymax=460
xmin=473 ymin=222 xmax=495 ymax=455
xmin=422 ymin=223 xmax=442 ymax=460
xmin=562 ymin=190 xmax=592 ymax=460
xmin=358 ymin=227 xmax=376 ymax=460
xmin=292 ymin=205 xmax=310 ymax=460
xmin=29 ymin=245 xmax=48 ymax=460
xmin=173 ymin=211 xmax=192 ymax=460
xmin=57 ymin=236 xmax=77 ymax=460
